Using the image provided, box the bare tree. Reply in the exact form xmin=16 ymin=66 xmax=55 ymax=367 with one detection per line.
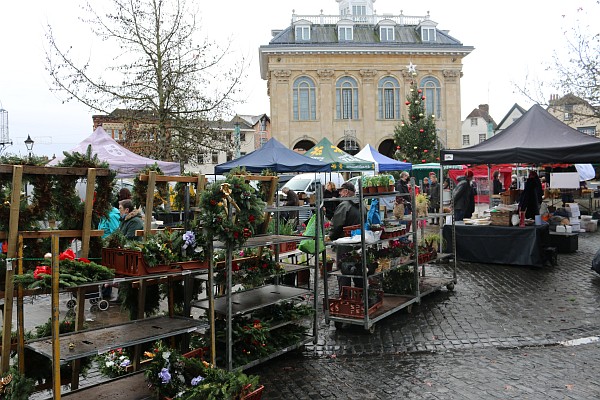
xmin=45 ymin=0 xmax=247 ymax=166
xmin=516 ymin=3 xmax=599 ymax=122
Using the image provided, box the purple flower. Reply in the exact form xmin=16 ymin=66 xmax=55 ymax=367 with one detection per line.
xmin=182 ymin=231 xmax=196 ymax=248
xmin=120 ymin=359 xmax=131 ymax=368
xmin=158 ymin=368 xmax=171 ymax=384
xmin=191 ymin=375 xmax=204 ymax=386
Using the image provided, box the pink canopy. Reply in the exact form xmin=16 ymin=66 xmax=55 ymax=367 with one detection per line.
xmin=48 ymin=126 xmax=180 ymax=178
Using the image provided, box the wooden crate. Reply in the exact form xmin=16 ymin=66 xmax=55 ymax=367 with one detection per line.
xmin=328 ymin=286 xmax=383 ymax=318
xmin=101 ymin=248 xmax=208 ymax=276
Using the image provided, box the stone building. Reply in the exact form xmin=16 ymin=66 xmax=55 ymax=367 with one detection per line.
xmin=547 ymin=93 xmax=599 ymax=137
xmin=259 ymin=0 xmax=473 ymax=156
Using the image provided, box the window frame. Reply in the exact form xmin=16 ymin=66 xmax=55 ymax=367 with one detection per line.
xmin=478 ymin=133 xmax=486 ymax=143
xmin=295 ymin=25 xmax=310 ymax=41
xmin=336 ymin=76 xmax=359 ymax=120
xmin=380 ymin=26 xmax=394 ymax=41
xmin=420 ymin=76 xmax=442 ymax=118
xmin=377 ymin=76 xmax=401 ymax=120
xmin=293 ymin=76 xmax=317 ymax=121
xmin=471 ymin=118 xmax=478 ymax=127
xmin=462 ymin=135 xmax=470 ymax=146
xmin=338 ymin=26 xmax=353 ymax=41
xmin=421 ymin=27 xmax=436 ymax=42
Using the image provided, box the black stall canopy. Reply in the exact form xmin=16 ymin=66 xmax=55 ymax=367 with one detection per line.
xmin=441 ymin=104 xmax=600 ymax=165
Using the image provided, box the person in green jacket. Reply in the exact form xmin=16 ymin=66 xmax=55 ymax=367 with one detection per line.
xmin=118 ymin=199 xmax=144 ymax=240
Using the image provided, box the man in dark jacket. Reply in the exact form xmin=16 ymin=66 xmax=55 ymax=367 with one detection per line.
xmin=118 ymin=199 xmax=144 ymax=240
xmin=329 ymin=182 xmax=362 ymax=240
xmin=452 ymin=170 xmax=474 ymax=221
xmin=330 ymin=182 xmax=364 ymax=289
xmin=428 ymin=172 xmax=440 ymax=225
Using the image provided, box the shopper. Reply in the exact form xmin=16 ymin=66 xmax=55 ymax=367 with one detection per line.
xmin=519 ymin=170 xmax=543 ymax=219
xmin=281 ymin=187 xmax=299 ymax=228
xmin=330 ymin=182 xmax=364 ymax=289
xmin=452 ymin=170 xmax=474 ymax=221
xmin=429 ymin=173 xmax=440 ymax=225
xmin=492 ymin=171 xmax=503 ymax=195
xmin=395 ymin=171 xmax=411 ymax=213
xmin=323 ymin=181 xmax=339 ymax=220
xmin=118 ymin=199 xmax=144 ymax=240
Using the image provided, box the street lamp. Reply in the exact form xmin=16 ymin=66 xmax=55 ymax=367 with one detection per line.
xmin=24 ymin=134 xmax=34 ymax=158
xmin=233 ymin=121 xmax=241 ymax=159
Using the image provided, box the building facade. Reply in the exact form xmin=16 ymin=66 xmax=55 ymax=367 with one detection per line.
xmin=259 ymin=0 xmax=473 ymax=156
xmin=547 ymin=94 xmax=599 ymax=137
xmin=460 ymin=104 xmax=497 ymax=147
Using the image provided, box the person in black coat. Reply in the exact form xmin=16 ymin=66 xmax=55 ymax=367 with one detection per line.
xmin=492 ymin=171 xmax=503 ymax=195
xmin=323 ymin=181 xmax=339 ymax=220
xmin=519 ymin=170 xmax=543 ymax=219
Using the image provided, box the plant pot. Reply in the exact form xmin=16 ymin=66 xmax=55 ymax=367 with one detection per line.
xmin=377 ymin=186 xmax=387 ymax=193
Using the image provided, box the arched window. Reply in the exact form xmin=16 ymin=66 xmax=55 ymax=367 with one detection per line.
xmin=420 ymin=76 xmax=442 ymax=118
xmin=378 ymin=76 xmax=400 ymax=119
xmin=336 ymin=76 xmax=359 ymax=120
xmin=293 ymin=76 xmax=317 ymax=120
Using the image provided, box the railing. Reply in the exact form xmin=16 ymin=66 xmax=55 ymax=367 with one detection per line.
xmin=292 ymin=13 xmax=430 ymax=26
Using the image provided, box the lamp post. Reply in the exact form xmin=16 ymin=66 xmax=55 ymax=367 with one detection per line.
xmin=233 ymin=121 xmax=241 ymax=159
xmin=24 ymin=134 xmax=34 ymax=158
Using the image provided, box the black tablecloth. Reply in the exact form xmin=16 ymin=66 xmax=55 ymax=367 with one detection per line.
xmin=443 ymin=223 xmax=550 ymax=267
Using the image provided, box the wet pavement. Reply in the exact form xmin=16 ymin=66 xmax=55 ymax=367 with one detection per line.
xmin=9 ymin=221 xmax=600 ymax=399
xmin=248 ymin=225 xmax=600 ymax=399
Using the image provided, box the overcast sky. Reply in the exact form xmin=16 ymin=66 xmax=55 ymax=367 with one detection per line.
xmin=0 ymin=0 xmax=595 ymax=157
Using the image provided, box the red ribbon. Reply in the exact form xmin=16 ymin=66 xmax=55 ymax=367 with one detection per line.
xmin=33 ymin=266 xmax=51 ymax=279
xmin=59 ymin=249 xmax=76 ymax=261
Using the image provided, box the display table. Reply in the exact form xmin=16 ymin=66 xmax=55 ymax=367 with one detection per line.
xmin=443 ymin=223 xmax=550 ymax=267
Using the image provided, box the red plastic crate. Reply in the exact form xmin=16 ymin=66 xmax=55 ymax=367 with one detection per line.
xmin=328 ymin=286 xmax=383 ymax=318
xmin=101 ymin=248 xmax=208 ymax=276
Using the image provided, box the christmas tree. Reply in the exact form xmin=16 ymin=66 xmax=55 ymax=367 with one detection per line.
xmin=394 ymin=63 xmax=440 ymax=164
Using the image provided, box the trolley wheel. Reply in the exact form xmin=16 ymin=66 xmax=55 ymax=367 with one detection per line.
xmin=66 ymin=299 xmax=77 ymax=309
xmin=65 ymin=309 xmax=75 ymax=318
xmin=90 ymin=298 xmax=98 ymax=305
xmin=334 ymin=321 xmax=345 ymax=330
xmin=98 ymin=300 xmax=109 ymax=311
xmin=90 ymin=304 xmax=99 ymax=313
xmin=406 ymin=304 xmax=413 ymax=314
xmin=446 ymin=283 xmax=455 ymax=291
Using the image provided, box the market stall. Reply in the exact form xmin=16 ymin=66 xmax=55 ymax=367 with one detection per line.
xmin=305 ymin=138 xmax=375 ymax=172
xmin=441 ymin=104 xmax=600 ymax=265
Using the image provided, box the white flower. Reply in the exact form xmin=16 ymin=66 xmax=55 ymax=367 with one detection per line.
xmin=105 ymin=361 xmax=115 ymax=368
xmin=162 ymin=351 xmax=171 ymax=360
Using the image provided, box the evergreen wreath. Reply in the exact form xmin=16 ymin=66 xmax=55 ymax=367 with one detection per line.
xmin=198 ymin=176 xmax=265 ymax=248
xmin=133 ymin=163 xmax=168 ymax=209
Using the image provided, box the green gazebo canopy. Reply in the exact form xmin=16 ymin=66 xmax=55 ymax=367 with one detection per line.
xmin=305 ymin=138 xmax=374 ymax=172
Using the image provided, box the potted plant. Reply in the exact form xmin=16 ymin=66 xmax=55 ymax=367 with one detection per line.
xmin=415 ymin=193 xmax=429 ymax=217
xmin=376 ymin=175 xmax=389 ymax=193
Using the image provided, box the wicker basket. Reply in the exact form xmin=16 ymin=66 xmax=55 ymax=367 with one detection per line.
xmin=490 ymin=211 xmax=515 ymax=226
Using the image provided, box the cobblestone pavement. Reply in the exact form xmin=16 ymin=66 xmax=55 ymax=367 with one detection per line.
xmin=17 ymin=224 xmax=600 ymax=399
xmin=248 ymin=227 xmax=600 ymax=399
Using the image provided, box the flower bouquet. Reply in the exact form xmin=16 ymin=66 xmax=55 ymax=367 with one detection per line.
xmin=145 ymin=341 xmax=263 ymax=400
xmin=96 ymin=348 xmax=132 ymax=378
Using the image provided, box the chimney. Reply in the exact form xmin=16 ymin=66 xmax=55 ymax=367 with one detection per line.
xmin=478 ymin=104 xmax=489 ymax=113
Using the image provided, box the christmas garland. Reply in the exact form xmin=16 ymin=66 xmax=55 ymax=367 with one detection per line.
xmin=198 ymin=176 xmax=265 ymax=248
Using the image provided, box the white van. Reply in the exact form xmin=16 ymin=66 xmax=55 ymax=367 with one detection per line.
xmin=279 ymin=172 xmax=345 ymax=199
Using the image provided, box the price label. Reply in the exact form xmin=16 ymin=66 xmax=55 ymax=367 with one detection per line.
xmin=6 ymin=260 xmax=12 ymax=271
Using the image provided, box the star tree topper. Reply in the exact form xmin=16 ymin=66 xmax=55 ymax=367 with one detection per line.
xmin=407 ymin=62 xmax=417 ymax=74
